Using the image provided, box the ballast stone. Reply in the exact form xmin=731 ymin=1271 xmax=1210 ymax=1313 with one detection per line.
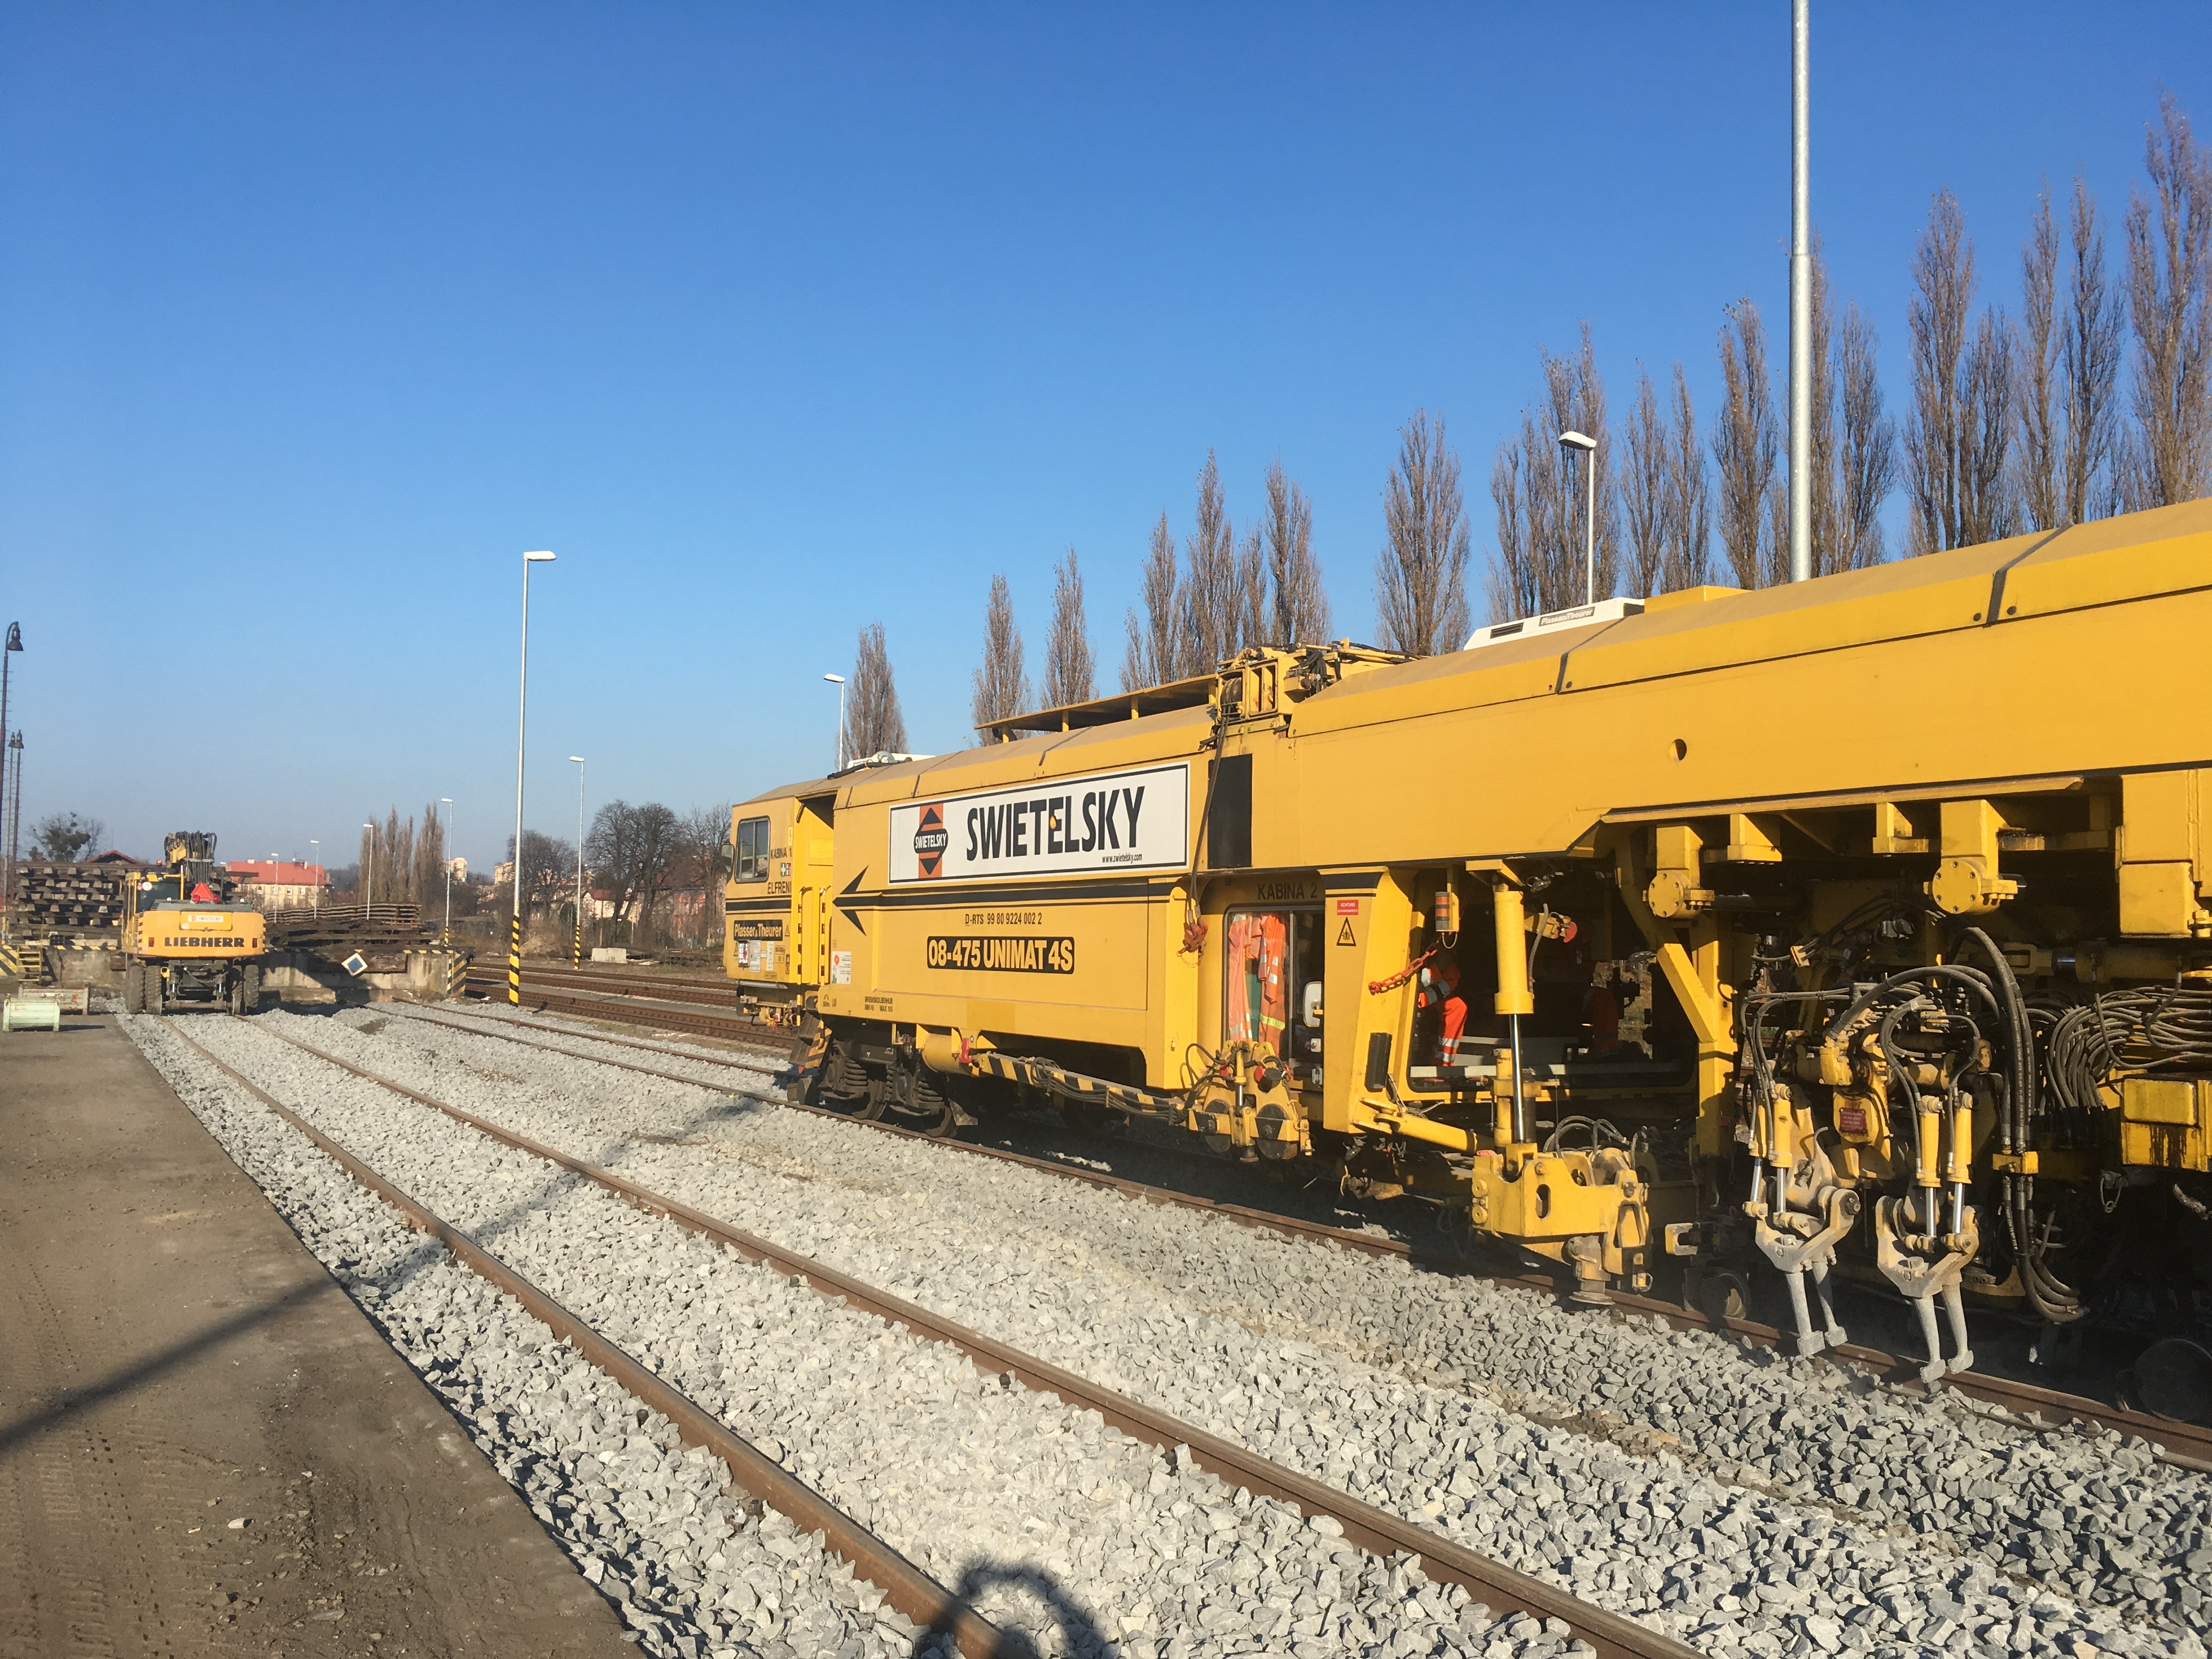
xmin=137 ymin=1013 xmax=1541 ymax=1659
xmin=225 ymin=1006 xmax=2211 ymax=1659
xmin=124 ymin=1015 xmax=952 ymax=1659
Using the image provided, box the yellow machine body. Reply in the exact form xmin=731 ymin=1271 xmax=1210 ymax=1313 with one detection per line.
xmin=730 ymin=501 xmax=2212 ymax=1316
xmin=120 ymin=832 xmax=268 ymax=1014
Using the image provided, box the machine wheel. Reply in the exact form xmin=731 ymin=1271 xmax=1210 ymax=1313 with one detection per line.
xmin=914 ymin=1070 xmax=965 ymax=1139
xmin=235 ymin=965 xmax=261 ymax=1015
xmin=854 ymin=1075 xmax=891 ymax=1121
xmin=122 ymin=961 xmax=144 ymax=1014
xmin=144 ymin=965 xmax=163 ymax=1016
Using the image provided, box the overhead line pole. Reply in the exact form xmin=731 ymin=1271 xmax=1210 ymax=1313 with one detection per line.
xmin=1788 ymin=0 xmax=1812 ymax=584
xmin=512 ymin=551 xmax=557 ymax=1005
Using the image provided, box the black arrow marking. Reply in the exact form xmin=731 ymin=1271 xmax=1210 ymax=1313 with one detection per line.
xmin=836 ymin=868 xmax=868 ymax=935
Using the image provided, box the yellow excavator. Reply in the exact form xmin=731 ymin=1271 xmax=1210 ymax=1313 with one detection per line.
xmin=121 ymin=831 xmax=267 ymax=1015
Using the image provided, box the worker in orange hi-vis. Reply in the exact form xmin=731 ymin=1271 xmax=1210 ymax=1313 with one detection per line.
xmin=1584 ymin=968 xmax=1629 ymax=1058
xmin=1227 ymin=912 xmax=1292 ymax=1063
xmin=1426 ymin=955 xmax=1468 ymax=1064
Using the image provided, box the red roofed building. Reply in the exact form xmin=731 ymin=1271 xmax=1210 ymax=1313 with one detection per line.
xmin=228 ymin=860 xmax=329 ymax=910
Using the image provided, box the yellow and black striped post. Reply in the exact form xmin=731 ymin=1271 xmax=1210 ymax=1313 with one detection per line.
xmin=572 ymin=910 xmax=582 ymax=968
xmin=507 ymin=912 xmax=523 ymax=1006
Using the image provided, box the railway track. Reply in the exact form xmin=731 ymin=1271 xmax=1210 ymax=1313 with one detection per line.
xmin=459 ymin=959 xmax=775 ymax=1041
xmin=426 ymin=998 xmax=2212 ymax=1471
xmin=139 ymin=1005 xmax=2212 ymax=1654
xmin=145 ymin=1011 xmax=1694 ymax=1659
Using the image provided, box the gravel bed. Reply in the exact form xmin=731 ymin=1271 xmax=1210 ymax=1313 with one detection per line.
xmin=150 ymin=1012 xmax=1550 ymax=1659
xmin=125 ymin=1013 xmax=938 ymax=1659
xmin=329 ymin=1002 xmax=2212 ymax=1657
xmin=425 ymin=1004 xmax=784 ymax=1088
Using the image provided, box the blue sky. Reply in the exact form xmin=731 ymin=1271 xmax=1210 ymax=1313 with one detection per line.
xmin=3 ymin=3 xmax=2207 ymax=870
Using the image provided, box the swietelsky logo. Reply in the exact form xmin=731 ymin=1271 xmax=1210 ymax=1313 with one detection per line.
xmin=911 ymin=803 xmax=949 ymax=878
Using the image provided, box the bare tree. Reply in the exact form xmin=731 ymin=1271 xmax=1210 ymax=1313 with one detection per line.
xmin=31 ymin=811 xmax=103 ymax=861
xmin=1040 ymin=547 xmax=1096 ymax=709
xmin=1907 ymin=190 xmax=2018 ymax=554
xmin=410 ymin=801 xmax=447 ymax=909
xmin=1623 ymin=359 xmax=1726 ymax=595
xmin=1489 ymin=439 xmax=1533 ymax=620
xmin=360 ymin=807 xmax=416 ymax=905
xmin=2121 ymin=94 xmax=2212 ymax=510
xmin=1487 ymin=325 xmax=1617 ymax=618
xmin=1377 ymin=410 xmax=1472 ymax=656
xmin=502 ymin=828 xmax=574 ymax=919
xmin=2018 ymin=187 xmax=2066 ymax=532
xmin=2061 ymin=177 xmax=2126 ymax=523
xmin=671 ymin=804 xmax=731 ymax=949
xmin=970 ymin=572 xmax=1029 ymax=737
xmin=1830 ymin=300 xmax=1897 ymax=568
xmin=1261 ymin=460 xmax=1330 ymax=643
xmin=1714 ymin=298 xmax=1781 ymax=585
xmin=586 ymin=801 xmax=678 ymax=936
xmin=1805 ymin=238 xmax=1899 ymax=573
xmin=1120 ymin=514 xmax=1186 ymax=691
xmin=1183 ymin=450 xmax=1238 ymax=673
xmin=843 ymin=622 xmax=907 ymax=760
xmin=1234 ymin=526 xmax=1267 ymax=653
xmin=1619 ymin=367 xmax=1669 ymax=597
xmin=1664 ymin=365 xmax=1713 ymax=589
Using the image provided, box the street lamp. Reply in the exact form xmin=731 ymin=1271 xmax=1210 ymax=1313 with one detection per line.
xmin=1787 ymin=0 xmax=1812 ymax=584
xmin=823 ymin=673 xmax=847 ymax=774
xmin=1558 ymin=430 xmax=1598 ymax=606
xmin=0 ymin=623 xmax=19 ymax=918
xmin=511 ymin=550 xmax=557 ymax=1005
xmin=567 ymin=758 xmax=585 ymax=966
xmin=363 ymin=822 xmax=376 ymax=911
xmin=5 ymin=732 xmax=22 ymax=895
xmin=309 ymin=840 xmax=319 ymax=913
xmin=439 ymin=799 xmax=455 ymax=943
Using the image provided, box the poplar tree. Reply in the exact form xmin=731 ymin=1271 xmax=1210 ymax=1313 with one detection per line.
xmin=844 ymin=623 xmax=907 ymax=760
xmin=1375 ymin=410 xmax=1471 ymax=656
xmin=1120 ymin=514 xmax=1186 ymax=691
xmin=2120 ymin=95 xmax=2211 ymax=509
xmin=970 ymin=573 xmax=1028 ymax=739
xmin=1041 ymin=548 xmax=1097 ymax=709
xmin=1262 ymin=461 xmax=1330 ymax=644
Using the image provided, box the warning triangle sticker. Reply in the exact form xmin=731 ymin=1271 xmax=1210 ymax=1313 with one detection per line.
xmin=1335 ymin=917 xmax=1357 ymax=946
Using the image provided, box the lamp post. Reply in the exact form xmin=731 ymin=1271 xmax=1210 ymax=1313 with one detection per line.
xmin=363 ymin=821 xmax=376 ymax=911
xmin=5 ymin=733 xmax=22 ymax=900
xmin=309 ymin=840 xmax=320 ymax=913
xmin=0 ymin=623 xmax=19 ymax=919
xmin=439 ymin=799 xmax=455 ymax=943
xmin=822 ymin=673 xmax=847 ymax=774
xmin=1558 ymin=430 xmax=1598 ymax=606
xmin=511 ymin=550 xmax=557 ymax=1005
xmin=567 ymin=758 xmax=585 ymax=966
xmin=1787 ymin=0 xmax=1812 ymax=584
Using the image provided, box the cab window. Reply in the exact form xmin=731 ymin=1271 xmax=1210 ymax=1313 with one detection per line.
xmin=1223 ymin=908 xmax=1324 ymax=1077
xmin=734 ymin=817 xmax=771 ymax=882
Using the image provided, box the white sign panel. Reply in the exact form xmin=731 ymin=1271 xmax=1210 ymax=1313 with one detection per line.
xmin=888 ymin=763 xmax=1189 ymax=885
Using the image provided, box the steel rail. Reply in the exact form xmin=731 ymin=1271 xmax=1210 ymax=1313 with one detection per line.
xmin=459 ymin=975 xmax=765 ymax=1041
xmin=461 ymin=959 xmax=751 ymax=1010
xmin=235 ymin=1015 xmax=1696 ymax=1659
xmin=391 ymin=1002 xmax=2212 ymax=1469
xmin=153 ymin=1019 xmax=1018 ymax=1658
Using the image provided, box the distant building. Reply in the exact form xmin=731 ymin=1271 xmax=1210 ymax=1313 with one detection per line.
xmin=228 ymin=860 xmax=329 ymax=910
xmin=446 ymin=856 xmax=468 ymax=882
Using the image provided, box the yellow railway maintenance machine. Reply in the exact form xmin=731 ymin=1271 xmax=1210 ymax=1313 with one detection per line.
xmin=121 ymin=831 xmax=268 ymax=1015
xmin=730 ymin=501 xmax=2212 ymax=1381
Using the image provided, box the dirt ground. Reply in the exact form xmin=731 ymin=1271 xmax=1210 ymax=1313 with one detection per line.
xmin=0 ymin=1013 xmax=634 ymax=1659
